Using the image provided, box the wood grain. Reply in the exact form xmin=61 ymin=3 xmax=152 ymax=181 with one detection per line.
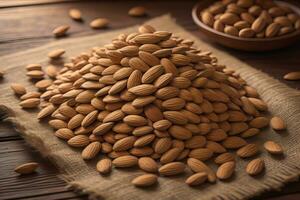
xmin=0 ymin=0 xmax=300 ymax=200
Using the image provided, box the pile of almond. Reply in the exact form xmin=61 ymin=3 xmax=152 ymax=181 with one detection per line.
xmin=12 ymin=24 xmax=286 ymax=187
xmin=200 ymin=0 xmax=300 ymax=38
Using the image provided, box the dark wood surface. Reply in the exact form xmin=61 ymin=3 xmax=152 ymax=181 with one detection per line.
xmin=0 ymin=1 xmax=299 ymax=200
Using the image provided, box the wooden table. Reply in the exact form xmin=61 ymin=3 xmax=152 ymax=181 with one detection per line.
xmin=0 ymin=0 xmax=299 ymax=200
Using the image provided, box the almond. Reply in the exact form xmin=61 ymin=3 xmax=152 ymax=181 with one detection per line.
xmin=129 ymin=57 xmax=150 ymax=72
xmin=159 ymin=162 xmax=185 ymax=176
xmin=127 ymin=70 xmax=142 ymax=88
xmin=90 ymin=18 xmax=109 ymax=29
xmin=19 ymin=98 xmax=40 ymax=108
xmin=201 ymin=11 xmax=215 ymax=27
xmin=139 ymin=51 xmax=160 ymax=66
xmin=48 ymin=49 xmax=65 ymax=59
xmin=69 ymin=8 xmax=82 ymax=21
xmin=113 ymin=136 xmax=136 ymax=151
xmin=216 ymin=161 xmax=235 ymax=180
xmin=118 ymin=112 xmax=145 ymax=125
xmin=14 ymin=162 xmax=39 ymax=175
xmin=133 ymin=33 xmax=161 ymax=44
xmin=160 ymin=148 xmax=182 ymax=164
xmin=162 ymin=98 xmax=185 ymax=110
xmin=11 ymin=83 xmax=26 ymax=95
xmin=138 ymin=157 xmax=158 ymax=173
xmin=169 ymin=125 xmax=192 ymax=140
xmin=113 ymin=155 xmax=138 ymax=167
xmin=67 ymin=135 xmax=89 ymax=147
xmin=55 ymin=128 xmax=74 ymax=140
xmin=249 ymin=117 xmax=269 ymax=128
xmin=187 ymin=158 xmax=216 ymax=183
xmin=189 ymin=148 xmax=213 ymax=161
xmin=82 ymin=141 xmax=102 ymax=160
xmin=96 ymin=158 xmax=112 ymax=174
xmin=185 ymin=172 xmax=207 ymax=186
xmin=270 ymin=116 xmax=286 ymax=131
xmin=154 ymin=137 xmax=172 ymax=154
xmin=251 ymin=17 xmax=267 ymax=33
xmin=142 ymin=65 xmax=164 ymax=84
xmin=52 ymin=25 xmax=70 ymax=37
xmin=222 ymin=136 xmax=247 ymax=149
xmin=283 ymin=71 xmax=300 ymax=81
xmin=236 ymin=143 xmax=259 ymax=158
xmin=246 ymin=158 xmax=265 ymax=176
xmin=214 ymin=152 xmax=235 ymax=165
xmin=132 ymin=174 xmax=158 ymax=187
xmin=21 ymin=92 xmax=41 ymax=100
xmin=128 ymin=6 xmax=146 ymax=17
xmin=161 ymin=58 xmax=178 ymax=76
xmin=264 ymin=141 xmax=283 ymax=154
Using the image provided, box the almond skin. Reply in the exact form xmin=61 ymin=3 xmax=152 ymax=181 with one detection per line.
xmin=264 ymin=141 xmax=283 ymax=154
xmin=113 ymin=155 xmax=138 ymax=168
xmin=185 ymin=172 xmax=207 ymax=186
xmin=132 ymin=174 xmax=158 ymax=187
xmin=96 ymin=158 xmax=112 ymax=174
xmin=14 ymin=162 xmax=39 ymax=175
xmin=82 ymin=141 xmax=102 ymax=160
xmin=246 ymin=158 xmax=265 ymax=176
xmin=216 ymin=161 xmax=235 ymax=180
xmin=270 ymin=116 xmax=286 ymax=131
xmin=159 ymin=162 xmax=186 ymax=176
xmin=138 ymin=157 xmax=158 ymax=173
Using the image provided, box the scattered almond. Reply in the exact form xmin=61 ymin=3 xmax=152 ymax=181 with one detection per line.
xmin=264 ymin=141 xmax=283 ymax=154
xmin=14 ymin=162 xmax=39 ymax=175
xmin=52 ymin=25 xmax=70 ymax=37
xmin=48 ymin=49 xmax=65 ymax=59
xmin=270 ymin=116 xmax=286 ymax=131
xmin=90 ymin=18 xmax=109 ymax=29
xmin=246 ymin=158 xmax=265 ymax=176
xmin=128 ymin=6 xmax=146 ymax=17
xmin=69 ymin=8 xmax=82 ymax=21
xmin=283 ymin=71 xmax=300 ymax=81
xmin=132 ymin=174 xmax=158 ymax=187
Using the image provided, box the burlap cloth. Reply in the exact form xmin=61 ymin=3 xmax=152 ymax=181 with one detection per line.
xmin=1 ymin=15 xmax=300 ymax=200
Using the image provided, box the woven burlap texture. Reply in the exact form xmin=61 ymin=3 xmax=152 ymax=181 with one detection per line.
xmin=1 ymin=15 xmax=300 ymax=200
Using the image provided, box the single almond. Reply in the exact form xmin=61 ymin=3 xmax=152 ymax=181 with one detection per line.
xmin=11 ymin=83 xmax=26 ymax=95
xmin=48 ymin=49 xmax=65 ymax=59
xmin=128 ymin=6 xmax=146 ymax=17
xmin=236 ymin=143 xmax=259 ymax=158
xmin=132 ymin=174 xmax=158 ymax=187
xmin=14 ymin=162 xmax=39 ymax=175
xmin=69 ymin=8 xmax=82 ymax=21
xmin=138 ymin=157 xmax=158 ymax=173
xmin=96 ymin=158 xmax=112 ymax=174
xmin=185 ymin=172 xmax=207 ymax=186
xmin=82 ymin=141 xmax=102 ymax=160
xmin=216 ymin=161 xmax=235 ymax=180
xmin=67 ymin=135 xmax=89 ymax=147
xmin=270 ymin=116 xmax=286 ymax=131
xmin=246 ymin=158 xmax=265 ymax=176
xmin=264 ymin=141 xmax=283 ymax=154
xmin=159 ymin=162 xmax=185 ymax=176
xmin=52 ymin=25 xmax=70 ymax=37
xmin=113 ymin=155 xmax=138 ymax=167
xmin=19 ymin=98 xmax=40 ymax=108
xmin=283 ymin=71 xmax=300 ymax=81
xmin=123 ymin=115 xmax=148 ymax=126
xmin=90 ymin=18 xmax=109 ymax=29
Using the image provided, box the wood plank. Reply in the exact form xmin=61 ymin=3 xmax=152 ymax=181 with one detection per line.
xmin=0 ymin=140 xmax=88 ymax=200
xmin=0 ymin=0 xmax=76 ymax=8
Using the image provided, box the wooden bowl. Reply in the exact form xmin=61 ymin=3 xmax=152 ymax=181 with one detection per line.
xmin=192 ymin=0 xmax=300 ymax=51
